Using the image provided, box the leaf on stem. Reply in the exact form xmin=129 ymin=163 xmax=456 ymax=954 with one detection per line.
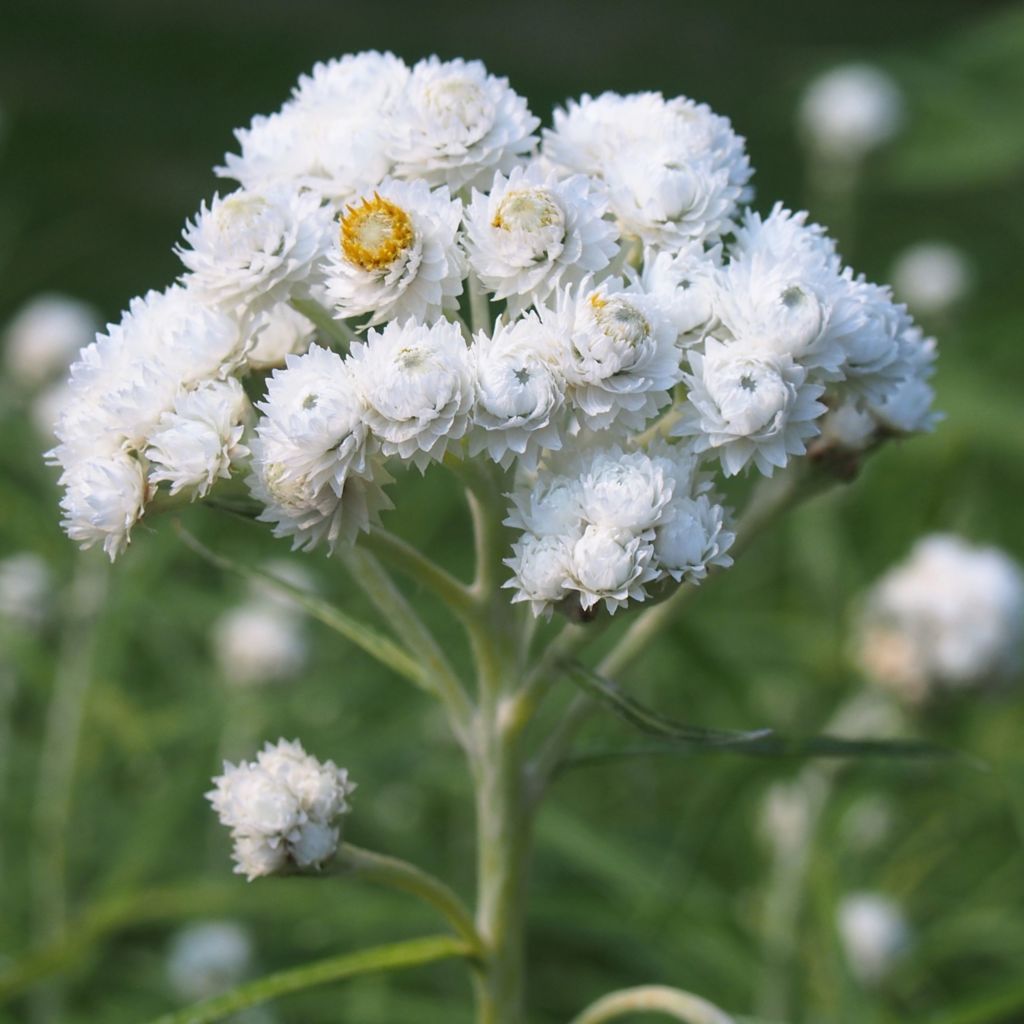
xmin=142 ymin=934 xmax=474 ymax=1024
xmin=560 ymin=662 xmax=959 ymax=773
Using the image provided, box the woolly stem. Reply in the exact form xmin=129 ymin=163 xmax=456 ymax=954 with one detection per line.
xmin=568 ymin=985 xmax=736 ymax=1024
xmin=467 ymin=270 xmax=492 ymax=337
xmin=330 ymin=843 xmax=481 ymax=951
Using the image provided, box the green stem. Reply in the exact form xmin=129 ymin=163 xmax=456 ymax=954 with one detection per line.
xmin=175 ymin=524 xmax=427 ymax=691
xmin=143 ymin=935 xmax=474 ymax=1024
xmin=339 ymin=546 xmax=474 ymax=747
xmin=29 ymin=553 xmax=108 ymax=1023
xmin=568 ymin=985 xmax=736 ymax=1024
xmin=467 ymin=270 xmax=492 ymax=337
xmin=473 ymin=697 xmax=532 ymax=1024
xmin=361 ymin=527 xmax=478 ymax=622
xmin=331 ymin=843 xmax=481 ymax=951
xmin=289 ymin=296 xmax=358 ymax=350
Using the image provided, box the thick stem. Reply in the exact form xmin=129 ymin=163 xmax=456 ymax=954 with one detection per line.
xmin=473 ymin=695 xmax=532 ymax=1024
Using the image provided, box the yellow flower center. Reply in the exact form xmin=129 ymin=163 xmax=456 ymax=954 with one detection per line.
xmin=591 ymin=294 xmax=650 ymax=347
xmin=492 ymin=188 xmax=563 ymax=234
xmin=340 ymin=194 xmax=414 ymax=272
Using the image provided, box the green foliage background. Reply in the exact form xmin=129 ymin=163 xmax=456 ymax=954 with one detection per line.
xmin=1 ymin=2 xmax=1023 ymax=1021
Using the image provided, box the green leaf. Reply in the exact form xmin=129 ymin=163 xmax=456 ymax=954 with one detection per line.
xmin=174 ymin=524 xmax=428 ymax=691
xmin=564 ymin=662 xmax=772 ymax=747
xmin=561 ymin=662 xmax=957 ymax=772
xmin=142 ymin=934 xmax=474 ymax=1024
xmin=926 ymin=976 xmax=1024 ymax=1024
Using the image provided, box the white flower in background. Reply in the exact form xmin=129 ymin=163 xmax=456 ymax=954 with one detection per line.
xmin=3 ymin=294 xmax=100 ymax=388
xmin=246 ymin=302 xmax=316 ymax=370
xmin=758 ymin=780 xmax=813 ymax=859
xmin=349 ymin=318 xmax=474 ymax=470
xmin=213 ymin=601 xmax=307 ymax=687
xmin=220 ymin=51 xmax=409 ymax=202
xmin=654 ymin=494 xmax=734 ymax=583
xmin=146 ymin=379 xmax=251 ymax=498
xmin=799 ymin=63 xmax=904 ymax=160
xmin=207 ymin=738 xmax=355 ymax=880
xmin=464 ymin=164 xmax=619 ymax=315
xmin=856 ymin=534 xmax=1024 ymax=701
xmin=167 ymin=921 xmax=252 ymax=1002
xmin=837 ymin=892 xmax=910 ymax=985
xmin=177 ymin=186 xmax=334 ymax=317
xmin=469 ymin=314 xmax=564 ymax=468
xmin=0 ymin=553 xmax=52 ymax=629
xmin=388 ymin=56 xmax=539 ymax=191
xmin=675 ymin=338 xmax=826 ymax=476
xmin=325 ymin=178 xmax=464 ymax=326
xmin=635 ymin=243 xmax=719 ymax=345
xmin=546 ymin=280 xmax=681 ymax=435
xmin=543 ymin=91 xmax=752 ymax=247
xmin=32 ymin=381 xmax=74 ymax=440
xmin=891 ymin=241 xmax=972 ymax=317
xmin=58 ymin=450 xmax=148 ymax=560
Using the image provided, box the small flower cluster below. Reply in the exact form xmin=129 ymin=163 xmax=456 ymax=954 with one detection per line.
xmin=207 ymin=739 xmax=355 ymax=880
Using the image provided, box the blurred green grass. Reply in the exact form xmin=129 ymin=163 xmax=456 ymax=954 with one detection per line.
xmin=2 ymin=2 xmax=1024 ymax=1022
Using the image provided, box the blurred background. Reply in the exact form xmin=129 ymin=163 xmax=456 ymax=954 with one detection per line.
xmin=2 ymin=1 xmax=1024 ymax=1021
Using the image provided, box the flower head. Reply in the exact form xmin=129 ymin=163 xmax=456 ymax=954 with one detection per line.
xmin=207 ymin=738 xmax=355 ymax=880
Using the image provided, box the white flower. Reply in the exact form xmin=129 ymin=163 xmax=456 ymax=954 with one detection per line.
xmin=177 ymin=186 xmax=334 ymax=316
xmin=504 ymin=473 xmax=585 ymax=538
xmin=3 ymin=294 xmax=99 ymax=388
xmin=219 ymin=51 xmax=409 ymax=202
xmin=758 ymin=780 xmax=813 ymax=858
xmin=249 ymin=344 xmax=391 ymax=552
xmin=817 ymin=399 xmax=878 ymax=452
xmin=58 ymin=450 xmax=148 ymax=560
xmin=167 ymin=921 xmax=252 ymax=1002
xmin=213 ymin=601 xmax=306 ymax=688
xmin=577 ymin=446 xmax=675 ymax=532
xmin=837 ymin=892 xmax=910 ymax=985
xmin=856 ymin=534 xmax=1024 ymax=701
xmin=246 ymin=302 xmax=316 ymax=370
xmin=387 ymin=56 xmax=539 ymax=191
xmin=675 ymin=338 xmax=826 ymax=476
xmin=545 ymin=280 xmax=681 ymax=435
xmin=469 ymin=314 xmax=564 ymax=468
xmin=800 ymin=64 xmax=904 ymax=160
xmin=654 ymin=494 xmax=734 ymax=583
xmin=567 ymin=525 xmax=658 ymax=614
xmin=146 ymin=379 xmax=251 ymax=498
xmin=0 ymin=553 xmax=52 ymax=629
xmin=207 ymin=738 xmax=355 ymax=880
xmin=502 ymin=533 xmax=575 ymax=617
xmin=349 ymin=319 xmax=474 ymax=470
xmin=864 ymin=328 xmax=938 ymax=435
xmin=891 ymin=241 xmax=972 ymax=317
xmin=634 ymin=244 xmax=719 ymax=345
xmin=325 ymin=178 xmax=464 ymax=326
xmin=543 ymin=91 xmax=752 ymax=247
xmin=52 ymin=286 xmax=247 ymax=466
xmin=716 ymin=206 xmax=859 ymax=375
xmin=464 ymin=164 xmax=618 ymax=315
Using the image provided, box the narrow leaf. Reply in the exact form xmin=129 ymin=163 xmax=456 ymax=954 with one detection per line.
xmin=174 ymin=525 xmax=428 ymax=690
xmin=143 ymin=934 xmax=473 ymax=1024
xmin=565 ymin=662 xmax=771 ymax=747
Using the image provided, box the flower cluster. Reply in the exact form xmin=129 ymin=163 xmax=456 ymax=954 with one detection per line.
xmin=207 ymin=739 xmax=355 ymax=880
xmin=855 ymin=534 xmax=1024 ymax=702
xmin=49 ymin=51 xmax=938 ymax=616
